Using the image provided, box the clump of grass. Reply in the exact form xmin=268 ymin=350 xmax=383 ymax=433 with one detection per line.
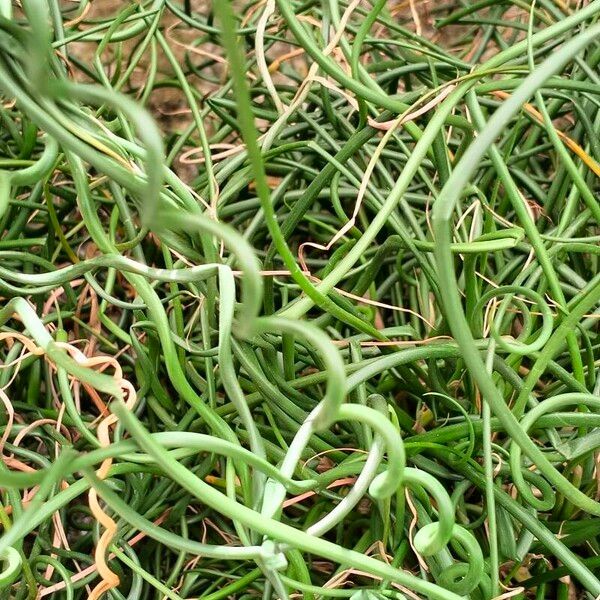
xmin=0 ymin=0 xmax=599 ymax=598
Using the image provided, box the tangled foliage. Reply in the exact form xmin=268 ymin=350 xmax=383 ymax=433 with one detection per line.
xmin=0 ymin=1 xmax=599 ymax=598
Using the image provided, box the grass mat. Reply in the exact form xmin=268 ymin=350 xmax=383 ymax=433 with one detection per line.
xmin=0 ymin=1 xmax=599 ymax=598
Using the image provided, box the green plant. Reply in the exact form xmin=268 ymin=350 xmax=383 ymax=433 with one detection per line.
xmin=0 ymin=1 xmax=598 ymax=598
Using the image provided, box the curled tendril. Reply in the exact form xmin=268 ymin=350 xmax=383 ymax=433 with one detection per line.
xmin=510 ymin=394 xmax=600 ymax=511
xmin=0 ymin=547 xmax=21 ymax=588
xmin=437 ymin=525 xmax=486 ymax=596
xmin=472 ymin=285 xmax=554 ymax=355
